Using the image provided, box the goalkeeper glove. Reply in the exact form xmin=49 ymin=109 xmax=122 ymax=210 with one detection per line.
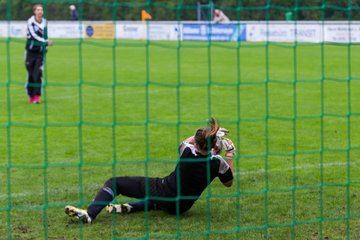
xmin=222 ymin=138 xmax=236 ymax=160
xmin=211 ymin=128 xmax=230 ymax=155
xmin=216 ymin=127 xmax=229 ymax=138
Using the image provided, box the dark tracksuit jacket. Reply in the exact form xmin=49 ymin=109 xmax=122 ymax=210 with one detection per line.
xmin=25 ymin=15 xmax=49 ymax=97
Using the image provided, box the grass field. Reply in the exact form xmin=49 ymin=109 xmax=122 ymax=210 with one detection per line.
xmin=1 ymin=38 xmax=360 ymax=239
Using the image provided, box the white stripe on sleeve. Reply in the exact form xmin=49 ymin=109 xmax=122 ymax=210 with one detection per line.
xmin=27 ymin=17 xmax=47 ymax=43
xmin=212 ymin=155 xmax=230 ymax=174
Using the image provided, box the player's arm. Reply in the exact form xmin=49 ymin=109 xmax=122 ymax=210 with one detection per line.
xmin=44 ymin=23 xmax=53 ymax=46
xmin=27 ymin=19 xmax=47 ymax=43
xmin=220 ymin=137 xmax=236 ymax=187
xmin=221 ymin=138 xmax=235 ymax=171
xmin=214 ymin=155 xmax=233 ymax=187
xmin=211 ymin=127 xmax=230 ymax=155
xmin=225 ymin=153 xmax=234 ymax=173
xmin=223 ymin=179 xmax=233 ymax=187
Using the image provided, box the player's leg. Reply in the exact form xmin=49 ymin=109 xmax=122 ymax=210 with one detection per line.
xmin=65 ymin=176 xmax=149 ymax=222
xmin=25 ymin=53 xmax=36 ymax=102
xmin=86 ymin=176 xmax=149 ymax=219
xmin=106 ymin=200 xmax=157 ymax=214
xmin=31 ymin=56 xmax=43 ymax=103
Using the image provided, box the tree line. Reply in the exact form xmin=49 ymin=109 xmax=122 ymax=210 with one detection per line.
xmin=1 ymin=0 xmax=359 ymax=21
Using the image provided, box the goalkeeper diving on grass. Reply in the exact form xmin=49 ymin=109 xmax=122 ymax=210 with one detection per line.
xmin=65 ymin=118 xmax=235 ymax=223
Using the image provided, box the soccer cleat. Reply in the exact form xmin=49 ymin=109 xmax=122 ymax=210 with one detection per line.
xmin=64 ymin=205 xmax=92 ymax=223
xmin=33 ymin=96 xmax=40 ymax=104
xmin=29 ymin=96 xmax=40 ymax=104
xmin=106 ymin=203 xmax=132 ymax=214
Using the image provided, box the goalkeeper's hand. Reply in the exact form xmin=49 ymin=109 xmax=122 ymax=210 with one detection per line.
xmin=216 ymin=127 xmax=229 ymax=138
xmin=211 ymin=128 xmax=230 ymax=155
xmin=222 ymin=138 xmax=236 ymax=160
xmin=222 ymin=138 xmax=235 ymax=153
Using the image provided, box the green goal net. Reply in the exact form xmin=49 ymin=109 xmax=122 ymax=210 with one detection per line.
xmin=1 ymin=0 xmax=360 ymax=239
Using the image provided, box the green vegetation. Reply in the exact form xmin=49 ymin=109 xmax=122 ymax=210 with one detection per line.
xmin=1 ymin=0 xmax=360 ymax=21
xmin=0 ymin=39 xmax=360 ymax=239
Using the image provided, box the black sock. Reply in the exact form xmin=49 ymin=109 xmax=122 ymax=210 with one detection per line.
xmin=87 ymin=186 xmax=114 ymax=220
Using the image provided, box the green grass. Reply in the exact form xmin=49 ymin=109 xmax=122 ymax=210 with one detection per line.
xmin=1 ymin=38 xmax=360 ymax=239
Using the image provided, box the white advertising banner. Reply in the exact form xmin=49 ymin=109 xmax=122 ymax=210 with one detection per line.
xmin=0 ymin=21 xmax=359 ymax=43
xmin=0 ymin=21 xmax=27 ymax=38
xmin=247 ymin=23 xmax=323 ymax=42
xmin=0 ymin=21 xmax=81 ymax=38
xmin=116 ymin=22 xmax=180 ymax=40
xmin=147 ymin=23 xmax=180 ymax=40
xmin=246 ymin=21 xmax=360 ymax=43
xmin=48 ymin=21 xmax=82 ymax=39
xmin=0 ymin=22 xmax=8 ymax=37
xmin=116 ymin=23 xmax=145 ymax=40
xmin=324 ymin=23 xmax=360 ymax=43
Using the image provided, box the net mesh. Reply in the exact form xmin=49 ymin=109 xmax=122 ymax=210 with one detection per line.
xmin=1 ymin=0 xmax=360 ymax=239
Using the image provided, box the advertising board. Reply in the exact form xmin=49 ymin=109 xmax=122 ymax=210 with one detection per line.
xmin=182 ymin=23 xmax=246 ymax=41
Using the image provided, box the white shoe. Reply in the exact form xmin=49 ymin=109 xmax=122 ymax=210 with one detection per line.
xmin=106 ymin=203 xmax=132 ymax=214
xmin=64 ymin=205 xmax=92 ymax=223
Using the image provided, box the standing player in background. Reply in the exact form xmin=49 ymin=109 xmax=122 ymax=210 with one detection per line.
xmin=213 ymin=9 xmax=230 ymax=24
xmin=69 ymin=5 xmax=79 ymax=21
xmin=25 ymin=4 xmax=53 ymax=104
xmin=64 ymin=118 xmax=236 ymax=223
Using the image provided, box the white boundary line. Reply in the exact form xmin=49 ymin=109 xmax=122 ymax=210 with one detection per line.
xmin=237 ymin=159 xmax=359 ymax=176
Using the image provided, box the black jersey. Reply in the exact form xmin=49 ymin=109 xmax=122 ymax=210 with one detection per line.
xmin=25 ymin=16 xmax=48 ymax=53
xmin=162 ymin=142 xmax=233 ymax=212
